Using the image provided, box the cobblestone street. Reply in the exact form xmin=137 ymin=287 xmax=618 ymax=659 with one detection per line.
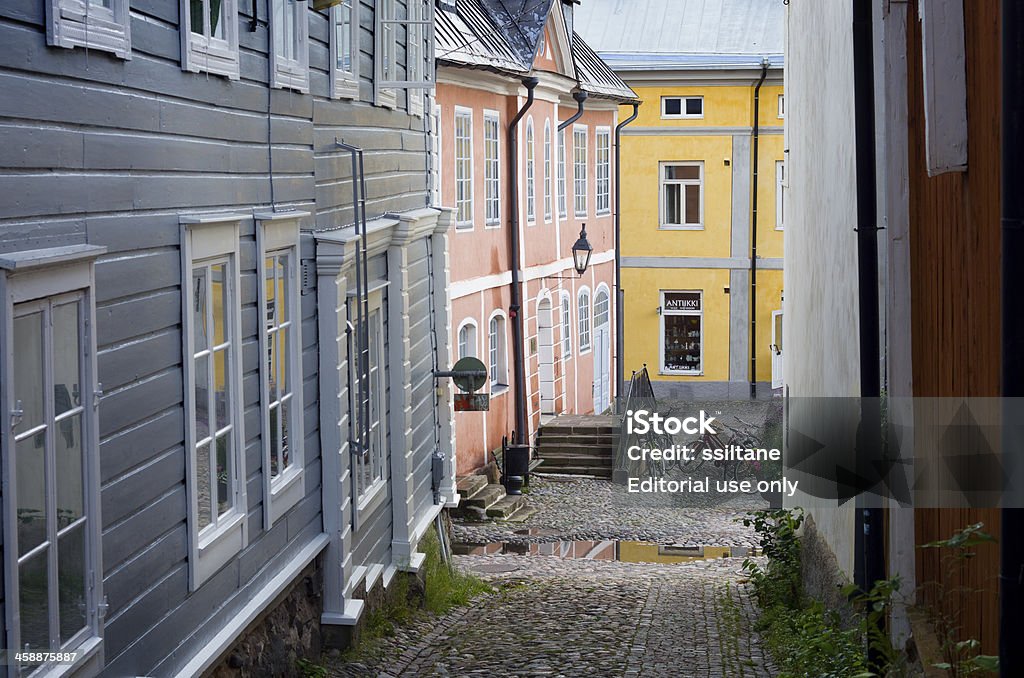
xmin=327 ymin=477 xmax=776 ymax=677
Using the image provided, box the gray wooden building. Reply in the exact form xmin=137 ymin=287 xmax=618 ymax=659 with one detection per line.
xmin=0 ymin=0 xmax=456 ymax=675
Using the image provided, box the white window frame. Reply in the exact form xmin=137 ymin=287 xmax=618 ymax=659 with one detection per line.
xmin=543 ymin=120 xmax=553 ymax=222
xmin=1 ymin=245 xmax=107 ymax=678
xmin=454 ymin=107 xmax=474 ymax=230
xmin=350 ymin=292 xmax=388 ymax=514
xmin=47 ymin=0 xmax=131 ymax=59
xmin=573 ymin=125 xmax=588 ymax=218
xmin=557 ymin=127 xmax=567 ymax=218
xmin=330 ymin=0 xmax=359 ymax=99
xmin=180 ymin=213 xmax=248 ymax=590
xmin=560 ymin=290 xmax=572 ymax=359
xmin=375 ymin=0 xmax=436 ymax=107
xmin=487 ymin=311 xmax=508 ymax=393
xmin=777 ymin=94 xmax=785 ymax=119
xmin=180 ymin=0 xmax=240 ymax=79
xmin=776 ymin=160 xmax=785 ymax=231
xmin=525 ymin=117 xmax=536 ymax=224
xmin=256 ymin=213 xmax=306 ymax=527
xmin=577 ymin=286 xmax=591 ymax=353
xmin=270 ymin=0 xmax=310 ymax=92
xmin=484 ymin=110 xmax=501 ymax=227
xmin=661 ymin=96 xmax=703 ymax=119
xmin=659 ymin=161 xmax=704 ymax=230
xmin=431 ymin=104 xmax=443 ymax=206
xmin=406 ymin=0 xmax=427 ymax=117
xmin=659 ymin=290 xmax=703 ymax=376
xmin=595 ymin=127 xmax=611 ymax=215
xmin=456 ymin=319 xmax=478 ymax=359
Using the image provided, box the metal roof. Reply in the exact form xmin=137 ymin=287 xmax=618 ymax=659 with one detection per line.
xmin=573 ymin=0 xmax=784 ymax=68
xmin=435 ymin=0 xmax=529 ymax=72
xmin=477 ymin=0 xmax=555 ymax=66
xmin=571 ymin=33 xmax=639 ymax=101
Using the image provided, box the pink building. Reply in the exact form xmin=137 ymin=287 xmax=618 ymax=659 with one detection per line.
xmin=433 ymin=0 xmax=636 ymax=474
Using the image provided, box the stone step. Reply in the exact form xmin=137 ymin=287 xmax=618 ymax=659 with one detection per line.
xmin=503 ymin=505 xmax=538 ymax=523
xmin=461 ymin=483 xmax=506 ymax=510
xmin=485 ymin=494 xmax=527 ymax=519
xmin=536 ymin=433 xmax=620 ymax=447
xmin=539 ymin=453 xmax=613 ymax=468
xmin=539 ymin=425 xmax=619 ymax=437
xmin=535 ymin=465 xmax=613 ymax=478
xmin=456 ymin=474 xmax=489 ymax=500
xmin=535 ymin=444 xmax=614 ymax=458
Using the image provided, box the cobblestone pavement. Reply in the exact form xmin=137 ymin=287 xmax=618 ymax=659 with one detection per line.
xmin=326 ymin=477 xmax=776 ymax=677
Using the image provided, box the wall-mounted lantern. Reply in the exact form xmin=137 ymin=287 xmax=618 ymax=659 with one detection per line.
xmin=571 ymin=225 xmax=593 ymax=276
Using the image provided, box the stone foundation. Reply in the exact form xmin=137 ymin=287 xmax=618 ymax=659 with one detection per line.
xmin=322 ymin=566 xmax=426 ymax=650
xmin=800 ymin=514 xmax=857 ymax=628
xmin=206 ymin=557 xmax=324 ymax=678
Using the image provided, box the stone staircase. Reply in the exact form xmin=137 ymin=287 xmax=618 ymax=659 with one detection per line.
xmin=535 ymin=415 xmax=619 ymax=479
xmin=455 ymin=474 xmax=533 ymax=521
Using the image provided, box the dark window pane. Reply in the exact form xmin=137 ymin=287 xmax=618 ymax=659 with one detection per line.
xmin=663 ymin=314 xmax=702 ymax=372
xmin=197 ymin=441 xmax=212 ymax=531
xmin=663 ymin=98 xmax=682 ymax=115
xmin=58 ymin=523 xmax=88 ymax=645
xmin=52 ymin=301 xmax=81 ymax=418
xmin=665 ymin=184 xmax=680 ymax=224
xmin=56 ymin=413 xmax=84 ymax=528
xmin=13 ymin=311 xmax=44 ymax=436
xmin=17 ymin=431 xmax=47 ymax=557
xmin=665 ymin=165 xmax=700 ymax=181
xmin=193 ymin=268 xmax=209 ymax=353
xmin=685 ymin=184 xmax=700 ymax=224
xmin=20 ymin=550 xmax=51 ymax=653
xmin=686 ymin=97 xmax=703 ymax=116
xmin=216 ymin=433 xmax=231 ymax=516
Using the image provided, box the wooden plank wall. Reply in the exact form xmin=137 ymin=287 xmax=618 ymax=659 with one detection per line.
xmin=906 ymin=0 xmax=1002 ymax=655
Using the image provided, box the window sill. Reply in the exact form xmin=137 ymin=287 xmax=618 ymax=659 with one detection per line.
xmin=659 ymin=225 xmax=704 ymax=231
xmin=332 ymin=77 xmax=359 ymax=100
xmin=356 ymin=478 xmax=387 ymax=518
xmin=775 ymin=226 xmax=784 ymax=231
xmin=490 ymin=384 xmax=509 ymax=396
xmin=484 ymin=221 xmax=501 ymax=230
xmin=36 ymin=634 xmax=103 ymax=678
xmin=596 ymin=210 xmax=611 ymax=217
xmin=454 ymin=223 xmax=475 ymax=232
xmin=660 ymin=370 xmax=704 ymax=377
xmin=579 ymin=348 xmax=592 ymax=355
xmin=195 ymin=510 xmax=246 ymax=589
xmin=267 ymin=466 xmax=305 ymax=526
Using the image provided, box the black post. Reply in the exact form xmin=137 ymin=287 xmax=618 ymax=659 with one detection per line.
xmin=1001 ymin=0 xmax=1024 ymax=672
xmin=614 ymin=102 xmax=640 ymax=408
xmin=750 ymin=61 xmax=768 ymax=400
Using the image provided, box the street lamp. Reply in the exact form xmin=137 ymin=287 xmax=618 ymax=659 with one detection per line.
xmin=571 ymin=224 xmax=592 ymax=276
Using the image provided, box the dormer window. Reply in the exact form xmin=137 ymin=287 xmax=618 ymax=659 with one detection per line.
xmin=662 ymin=96 xmax=703 ymax=119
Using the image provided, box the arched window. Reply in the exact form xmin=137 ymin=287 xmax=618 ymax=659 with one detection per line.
xmin=543 ymin=120 xmax=552 ymax=221
xmin=526 ymin=117 xmax=536 ymax=223
xmin=578 ymin=288 xmax=591 ymax=352
xmin=561 ymin=291 xmax=572 ymax=358
xmin=488 ymin=313 xmax=508 ymax=390
xmin=595 ymin=287 xmax=610 ymax=328
xmin=457 ymin=320 xmax=477 ymax=359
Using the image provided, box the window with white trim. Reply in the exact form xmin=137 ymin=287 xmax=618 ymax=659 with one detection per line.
xmin=374 ymin=0 xmax=435 ymax=109
xmin=596 ymin=129 xmax=611 ymax=215
xmin=778 ymin=94 xmax=785 ymax=119
xmin=431 ymin=104 xmax=443 ymax=206
xmin=484 ymin=111 xmax=501 ymax=225
xmin=3 ymin=246 xmax=106 ymax=677
xmin=457 ymin=320 xmax=477 ymax=359
xmin=558 ymin=128 xmax=567 ymax=218
xmin=660 ymin=162 xmax=703 ymax=229
xmin=181 ymin=0 xmax=240 ymax=79
xmin=349 ymin=301 xmax=386 ymax=503
xmin=374 ymin=0 xmax=397 ymax=108
xmin=270 ymin=0 xmax=309 ymax=92
xmin=662 ymin=96 xmax=703 ymax=119
xmin=543 ymin=121 xmax=552 ymax=221
xmin=257 ymin=215 xmax=304 ymax=525
xmin=182 ymin=215 xmax=247 ymax=589
xmin=455 ymin=108 xmax=474 ymax=229
xmin=573 ymin=126 xmax=588 ymax=217
xmin=577 ymin=287 xmax=591 ymax=352
xmin=526 ymin=118 xmax=536 ymax=223
xmin=47 ymin=0 xmax=131 ymax=58
xmin=406 ymin=0 xmax=427 ymax=117
xmin=488 ymin=314 xmax=507 ymax=392
xmin=776 ymin=161 xmax=785 ymax=230
xmin=561 ymin=291 xmax=572 ymax=358
xmin=661 ymin=291 xmax=703 ymax=374
xmin=330 ymin=0 xmax=359 ymax=99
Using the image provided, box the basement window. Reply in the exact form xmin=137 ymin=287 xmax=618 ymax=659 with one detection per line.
xmin=662 ymin=96 xmax=703 ymax=119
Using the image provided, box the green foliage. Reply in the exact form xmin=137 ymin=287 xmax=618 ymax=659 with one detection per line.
xmin=920 ymin=522 xmax=995 ymax=556
xmin=296 ymin=658 xmax=328 ymax=678
xmin=421 ymin=525 xmax=491 ymax=616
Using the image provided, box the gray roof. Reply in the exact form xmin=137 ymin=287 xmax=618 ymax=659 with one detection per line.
xmin=436 ymin=0 xmax=527 ymax=73
xmin=477 ymin=0 xmax=555 ymax=66
xmin=574 ymin=0 xmax=784 ymax=71
xmin=571 ymin=33 xmax=638 ymax=101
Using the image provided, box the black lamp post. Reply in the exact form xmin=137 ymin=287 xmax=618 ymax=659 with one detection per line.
xmin=571 ymin=225 xmax=592 ymax=276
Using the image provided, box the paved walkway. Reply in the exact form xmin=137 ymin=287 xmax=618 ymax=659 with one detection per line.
xmin=326 ymin=477 xmax=776 ymax=677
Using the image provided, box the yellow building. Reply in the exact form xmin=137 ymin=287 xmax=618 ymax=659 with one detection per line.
xmin=576 ymin=1 xmax=785 ymax=398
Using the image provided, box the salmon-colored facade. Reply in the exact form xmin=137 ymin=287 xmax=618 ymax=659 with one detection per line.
xmin=435 ymin=4 xmax=632 ymax=474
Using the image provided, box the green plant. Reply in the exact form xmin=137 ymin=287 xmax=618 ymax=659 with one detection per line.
xmin=296 ymin=658 xmax=328 ymax=678
xmin=421 ymin=525 xmax=491 ymax=615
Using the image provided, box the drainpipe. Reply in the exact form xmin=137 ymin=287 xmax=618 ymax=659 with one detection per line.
xmin=852 ymin=0 xmax=885 ymax=670
xmin=508 ymin=77 xmax=539 ymax=445
xmin=749 ymin=60 xmax=768 ymax=400
xmin=614 ymin=102 xmax=641 ymax=406
xmin=1001 ymin=0 xmax=1024 ymax=672
xmin=558 ymin=90 xmax=589 ymax=132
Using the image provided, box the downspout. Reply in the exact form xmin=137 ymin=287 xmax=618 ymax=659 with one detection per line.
xmin=750 ymin=60 xmax=768 ymax=400
xmin=614 ymin=102 xmax=641 ymax=405
xmin=852 ymin=0 xmax=886 ymax=670
xmin=558 ymin=90 xmax=589 ymax=132
xmin=1001 ymin=0 xmax=1024 ymax=672
xmin=509 ymin=77 xmax=540 ymax=444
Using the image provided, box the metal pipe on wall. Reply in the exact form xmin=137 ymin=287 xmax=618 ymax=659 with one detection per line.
xmin=614 ymin=102 xmax=641 ymax=404
xmin=749 ymin=61 xmax=768 ymax=400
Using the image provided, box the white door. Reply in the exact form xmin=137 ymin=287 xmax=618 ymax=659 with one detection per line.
xmin=593 ymin=289 xmax=611 ymax=413
xmin=771 ymin=310 xmax=783 ymax=390
xmin=538 ymin=298 xmax=555 ymax=414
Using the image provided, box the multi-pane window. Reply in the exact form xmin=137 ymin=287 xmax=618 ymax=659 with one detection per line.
xmin=258 ymin=212 xmax=304 ymax=525
xmin=776 ymin=161 xmax=785 ymax=230
xmin=577 ymin=288 xmax=591 ymax=352
xmin=374 ymin=0 xmax=397 ymax=108
xmin=573 ymin=126 xmax=588 ymax=217
xmin=351 ymin=306 xmax=386 ymax=500
xmin=406 ymin=0 xmax=428 ymax=117
xmin=594 ymin=289 xmax=610 ymax=328
xmin=561 ymin=292 xmax=572 ymax=358
xmin=596 ymin=129 xmax=611 ymax=214
xmin=484 ymin=112 xmax=501 ymax=225
xmin=488 ymin=315 xmax=507 ymax=390
xmin=47 ymin=0 xmax=131 ymax=58
xmin=558 ymin=128 xmax=567 ymax=217
xmin=270 ymin=0 xmax=309 ymax=91
xmin=455 ymin=109 xmax=473 ymax=229
xmin=662 ymin=96 xmax=703 ymax=118
xmin=526 ymin=118 xmax=536 ymax=223
xmin=458 ymin=321 xmax=477 ymax=359
xmin=778 ymin=94 xmax=785 ymax=119
xmin=660 ymin=162 xmax=703 ymax=228
xmin=331 ymin=0 xmax=358 ymax=98
xmin=182 ymin=0 xmax=240 ymax=79
xmin=543 ymin=121 xmax=553 ymax=221
xmin=661 ymin=291 xmax=703 ymax=374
